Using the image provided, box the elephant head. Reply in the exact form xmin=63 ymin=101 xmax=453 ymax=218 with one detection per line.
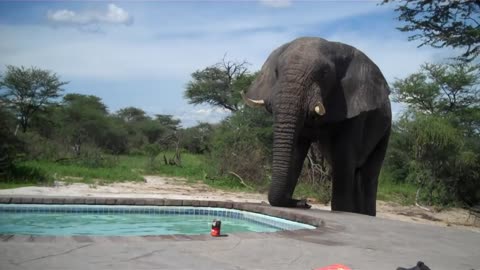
xmin=243 ymin=37 xmax=390 ymax=209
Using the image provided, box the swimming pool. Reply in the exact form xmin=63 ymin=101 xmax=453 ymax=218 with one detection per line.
xmin=0 ymin=204 xmax=315 ymax=236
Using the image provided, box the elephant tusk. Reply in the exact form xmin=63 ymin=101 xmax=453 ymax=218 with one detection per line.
xmin=315 ymin=104 xmax=326 ymax=116
xmin=240 ymin=91 xmax=265 ymax=108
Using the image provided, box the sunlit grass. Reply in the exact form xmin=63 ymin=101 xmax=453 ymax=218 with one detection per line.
xmin=2 ymin=154 xmax=418 ymax=206
xmin=377 ymin=169 xmax=417 ymax=205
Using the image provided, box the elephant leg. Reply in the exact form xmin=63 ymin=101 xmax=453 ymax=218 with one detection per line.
xmin=330 ymin=141 xmax=357 ymax=213
xmin=330 ymin=114 xmax=367 ymax=214
xmin=359 ymin=127 xmax=390 ymax=216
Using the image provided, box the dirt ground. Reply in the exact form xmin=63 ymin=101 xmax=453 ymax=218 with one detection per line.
xmin=1 ymin=175 xmax=478 ymax=232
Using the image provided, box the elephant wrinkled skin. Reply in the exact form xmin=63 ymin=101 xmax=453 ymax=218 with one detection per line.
xmin=244 ymin=37 xmax=391 ymax=216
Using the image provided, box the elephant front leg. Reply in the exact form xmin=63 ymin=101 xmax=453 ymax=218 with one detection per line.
xmin=330 ymin=129 xmax=359 ymax=213
xmin=331 ymin=154 xmax=357 ymax=213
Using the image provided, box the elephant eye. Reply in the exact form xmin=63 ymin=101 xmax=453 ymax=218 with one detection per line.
xmin=274 ymin=68 xmax=279 ymax=78
xmin=317 ymin=68 xmax=329 ymax=78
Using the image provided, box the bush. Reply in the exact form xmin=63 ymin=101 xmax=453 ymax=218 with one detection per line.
xmin=0 ymin=109 xmax=21 ymax=177
xmin=1 ymin=163 xmax=51 ymax=184
xmin=17 ymin=132 xmax=69 ymax=161
xmin=385 ymin=114 xmax=480 ymax=206
xmin=209 ymin=107 xmax=273 ymax=187
xmin=179 ymin=123 xmax=214 ymax=154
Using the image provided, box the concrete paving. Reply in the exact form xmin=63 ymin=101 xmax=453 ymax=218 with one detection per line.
xmin=1 ymin=202 xmax=479 ymax=270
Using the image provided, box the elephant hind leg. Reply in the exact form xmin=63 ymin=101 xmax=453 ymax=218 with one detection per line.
xmin=359 ymin=127 xmax=391 ymax=216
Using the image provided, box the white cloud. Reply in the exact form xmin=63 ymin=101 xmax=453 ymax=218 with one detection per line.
xmin=259 ymin=0 xmax=292 ymax=8
xmin=47 ymin=4 xmax=133 ymax=27
xmin=0 ymin=24 xmax=291 ymax=81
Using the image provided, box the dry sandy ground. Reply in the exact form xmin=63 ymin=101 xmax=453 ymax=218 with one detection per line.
xmin=1 ymin=175 xmax=478 ymax=232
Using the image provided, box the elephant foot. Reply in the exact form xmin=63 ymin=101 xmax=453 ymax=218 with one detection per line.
xmin=292 ymin=199 xmax=312 ymax=209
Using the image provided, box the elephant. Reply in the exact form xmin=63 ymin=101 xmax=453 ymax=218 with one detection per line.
xmin=242 ymin=37 xmax=391 ymax=216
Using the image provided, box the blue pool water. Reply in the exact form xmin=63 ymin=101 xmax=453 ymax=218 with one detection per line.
xmin=0 ymin=205 xmax=315 ymax=236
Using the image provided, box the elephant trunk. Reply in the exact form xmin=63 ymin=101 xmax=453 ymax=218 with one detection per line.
xmin=268 ymin=83 xmax=305 ymax=207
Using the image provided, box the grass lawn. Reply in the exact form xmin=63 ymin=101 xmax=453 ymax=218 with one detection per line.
xmin=2 ymin=153 xmax=249 ymax=191
xmin=2 ymin=153 xmax=417 ymax=205
xmin=377 ymin=170 xmax=417 ymax=205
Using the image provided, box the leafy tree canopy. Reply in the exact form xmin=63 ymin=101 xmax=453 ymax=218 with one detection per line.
xmin=185 ymin=57 xmax=255 ymax=112
xmin=0 ymin=65 xmax=67 ymax=132
xmin=116 ymin=107 xmax=148 ymax=123
xmin=391 ymin=62 xmax=480 ymax=135
xmin=392 ymin=62 xmax=479 ymax=113
xmin=383 ymin=0 xmax=480 ymax=61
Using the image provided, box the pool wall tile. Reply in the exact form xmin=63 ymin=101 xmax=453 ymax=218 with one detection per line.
xmin=44 ymin=198 xmax=54 ymax=204
xmin=106 ymin=198 xmax=116 ymax=205
xmin=191 ymin=201 xmax=201 ymax=207
xmin=95 ymin=198 xmax=106 ymax=205
xmin=144 ymin=198 xmax=157 ymax=205
xmin=0 ymin=197 xmax=11 ymax=203
xmin=85 ymin=198 xmax=95 ymax=204
xmin=72 ymin=198 xmax=86 ymax=204
xmin=164 ymin=199 xmax=182 ymax=206
xmin=11 ymin=197 xmax=22 ymax=204
xmin=182 ymin=200 xmax=193 ymax=206
xmin=154 ymin=199 xmax=165 ymax=206
xmin=52 ymin=198 xmax=65 ymax=204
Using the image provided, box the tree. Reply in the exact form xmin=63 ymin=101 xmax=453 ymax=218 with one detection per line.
xmin=116 ymin=107 xmax=148 ymax=123
xmin=387 ymin=62 xmax=480 ymax=205
xmin=392 ymin=62 xmax=480 ymax=134
xmin=179 ymin=122 xmax=214 ymax=154
xmin=0 ymin=65 xmax=67 ymax=133
xmin=383 ymin=0 xmax=480 ymax=61
xmin=0 ymin=107 xmax=22 ymax=177
xmin=61 ymin=94 xmax=110 ymax=155
xmin=210 ymin=106 xmax=273 ymax=185
xmin=155 ymin=114 xmax=180 ymax=131
xmin=185 ymin=57 xmax=255 ymax=112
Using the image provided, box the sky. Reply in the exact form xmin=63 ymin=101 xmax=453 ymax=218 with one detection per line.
xmin=0 ymin=0 xmax=453 ymax=127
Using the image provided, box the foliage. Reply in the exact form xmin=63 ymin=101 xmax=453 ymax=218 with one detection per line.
xmin=2 ymin=163 xmax=50 ymax=184
xmin=185 ymin=57 xmax=255 ymax=112
xmin=387 ymin=62 xmax=480 ymax=206
xmin=297 ymin=143 xmax=333 ymax=204
xmin=0 ymin=65 xmax=67 ymax=132
xmin=116 ymin=107 xmax=148 ymax=123
xmin=383 ymin=0 xmax=480 ymax=61
xmin=144 ymin=143 xmax=162 ymax=169
xmin=179 ymin=122 xmax=215 ymax=154
xmin=376 ymin=169 xmax=417 ymax=205
xmin=210 ymin=107 xmax=273 ymax=186
xmin=0 ymin=107 xmax=22 ymax=177
xmin=392 ymin=63 xmax=480 ymax=116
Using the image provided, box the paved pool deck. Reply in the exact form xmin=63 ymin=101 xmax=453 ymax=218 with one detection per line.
xmin=0 ymin=196 xmax=479 ymax=270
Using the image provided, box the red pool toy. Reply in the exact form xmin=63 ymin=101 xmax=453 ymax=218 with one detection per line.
xmin=315 ymin=264 xmax=351 ymax=270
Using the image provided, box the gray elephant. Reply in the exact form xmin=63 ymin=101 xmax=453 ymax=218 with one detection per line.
xmin=243 ymin=37 xmax=391 ymax=216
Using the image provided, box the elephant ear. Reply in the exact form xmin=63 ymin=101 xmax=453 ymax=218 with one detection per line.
xmin=341 ymin=50 xmax=390 ymax=119
xmin=245 ymin=43 xmax=291 ymax=102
